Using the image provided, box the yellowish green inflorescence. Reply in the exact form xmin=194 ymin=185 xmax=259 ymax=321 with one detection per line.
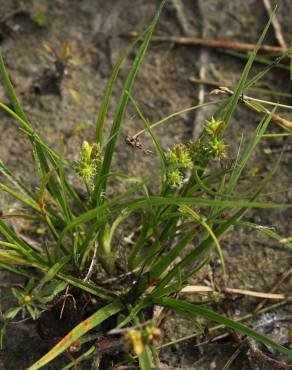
xmin=166 ymin=117 xmax=227 ymax=187
xmin=76 ymin=140 xmax=103 ymax=189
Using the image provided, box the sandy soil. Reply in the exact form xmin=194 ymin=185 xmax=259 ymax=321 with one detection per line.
xmin=0 ymin=0 xmax=291 ymax=369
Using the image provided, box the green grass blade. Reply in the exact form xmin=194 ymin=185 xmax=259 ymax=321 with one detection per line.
xmin=55 ymin=185 xmax=141 ymax=251
xmin=244 ymin=48 xmax=292 ymax=90
xmin=139 ymin=345 xmax=153 ymax=370
xmin=92 ymin=0 xmax=166 ymax=204
xmin=0 ymin=53 xmax=29 ymax=122
xmin=234 ymin=220 xmax=292 ymax=250
xmin=79 ymin=221 xmax=100 ymax=268
xmin=134 ymin=100 xmax=224 ymax=137
xmin=157 ymin=297 xmax=292 ymax=357
xmin=150 ymin=232 xmax=195 ymax=278
xmin=227 ymin=108 xmax=274 ymax=194
xmin=0 ymin=160 xmax=36 ymax=201
xmin=221 ymin=9 xmax=275 ymax=125
xmin=0 ymin=182 xmax=40 ymax=212
xmin=179 ymin=205 xmax=226 ymax=277
xmin=128 ymin=93 xmax=167 ymax=176
xmin=28 ymin=300 xmax=124 ymax=370
xmin=55 ymin=147 xmax=73 ymax=222
xmin=56 ymin=194 xmax=292 ymax=250
xmin=0 ymin=57 xmax=69 ymax=218
xmin=125 ymin=196 xmax=292 ymax=211
xmin=0 ymin=101 xmax=64 ymax=167
xmin=34 ymin=146 xmax=67 ymax=217
xmin=41 ymin=256 xmax=71 ymax=284
xmin=0 ymin=261 xmax=33 ymax=278
xmin=128 ymin=217 xmax=155 ymax=269
xmin=0 ymin=249 xmax=28 ymax=265
xmin=0 ymin=220 xmax=46 ymax=265
xmin=56 ymin=272 xmax=113 ymax=300
xmin=152 ymin=150 xmax=284 ymax=296
xmin=95 ymin=34 xmax=141 ymax=145
xmin=61 ymin=346 xmax=95 ymax=370
xmin=99 ymin=212 xmax=129 ymax=271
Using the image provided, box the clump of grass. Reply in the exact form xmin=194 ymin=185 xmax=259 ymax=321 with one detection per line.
xmin=0 ymin=2 xmax=291 ymax=369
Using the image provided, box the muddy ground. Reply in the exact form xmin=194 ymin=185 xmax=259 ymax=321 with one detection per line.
xmin=0 ymin=0 xmax=291 ymax=369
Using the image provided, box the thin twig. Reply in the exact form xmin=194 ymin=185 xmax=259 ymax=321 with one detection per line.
xmin=255 ymin=266 xmax=292 ymax=313
xmin=181 ymin=285 xmax=213 ymax=293
xmin=222 ymin=335 xmax=292 ymax=370
xmin=126 ymin=32 xmax=287 ymax=54
xmin=83 ymin=239 xmax=98 ymax=283
xmin=59 ymin=285 xmax=69 ymax=320
xmin=221 ymin=345 xmax=244 ymax=370
xmin=247 ymin=338 xmax=292 ymax=369
xmin=262 ymin=0 xmax=287 ymax=49
xmin=223 ymin=287 xmax=287 ymax=299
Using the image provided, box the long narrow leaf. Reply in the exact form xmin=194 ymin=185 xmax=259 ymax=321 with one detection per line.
xmin=0 ymin=53 xmax=29 ymax=122
xmin=57 ymin=195 xmax=292 ymax=247
xmin=0 ymin=160 xmax=36 ymax=201
xmin=152 ymin=150 xmax=284 ymax=296
xmin=0 ymin=182 xmax=40 ymax=212
xmin=179 ymin=205 xmax=226 ymax=276
xmin=92 ymin=0 xmax=166 ymax=204
xmin=157 ymin=297 xmax=292 ymax=357
xmin=222 ymin=9 xmax=275 ymax=125
xmin=95 ymin=34 xmax=141 ymax=145
xmin=128 ymin=93 xmax=167 ymax=176
xmin=0 ymin=220 xmax=46 ymax=265
xmin=28 ymin=300 xmax=124 ymax=370
xmin=0 ymin=261 xmax=33 ymax=278
xmin=227 ymin=109 xmax=274 ymax=194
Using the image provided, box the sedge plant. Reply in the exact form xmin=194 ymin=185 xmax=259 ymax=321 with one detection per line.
xmin=0 ymin=2 xmax=291 ymax=369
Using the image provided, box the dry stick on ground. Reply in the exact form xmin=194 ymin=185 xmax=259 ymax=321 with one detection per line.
xmin=59 ymin=285 xmax=69 ymax=320
xmin=180 ymin=285 xmax=290 ymax=300
xmin=262 ymin=0 xmax=287 ymax=49
xmin=83 ymin=239 xmax=98 ymax=283
xmin=254 ymin=266 xmax=292 ymax=313
xmin=221 ymin=336 xmax=292 ymax=370
xmin=158 ymin=304 xmax=292 ymax=370
xmin=221 ymin=340 xmax=248 ymax=370
xmin=247 ymin=338 xmax=292 ymax=370
xmin=126 ymin=32 xmax=287 ymax=54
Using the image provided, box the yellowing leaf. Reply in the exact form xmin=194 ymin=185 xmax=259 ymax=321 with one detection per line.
xmin=69 ymin=88 xmax=81 ymax=104
xmin=42 ymin=41 xmax=53 ymax=54
xmin=62 ymin=42 xmax=71 ymax=60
